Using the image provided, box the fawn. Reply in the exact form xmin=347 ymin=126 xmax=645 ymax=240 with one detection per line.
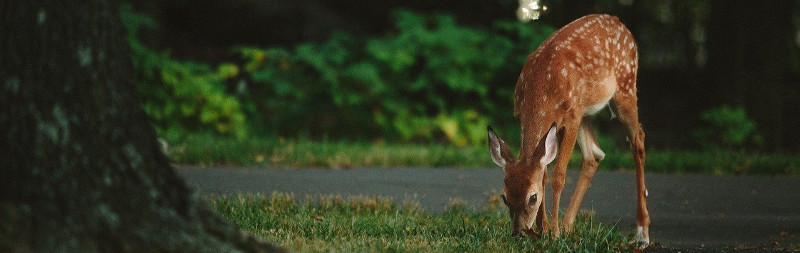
xmin=487 ymin=14 xmax=650 ymax=249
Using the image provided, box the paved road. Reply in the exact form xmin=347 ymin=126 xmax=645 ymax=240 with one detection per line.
xmin=176 ymin=167 xmax=800 ymax=249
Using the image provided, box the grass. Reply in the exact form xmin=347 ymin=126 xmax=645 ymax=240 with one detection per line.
xmin=209 ymin=193 xmax=634 ymax=252
xmin=166 ymin=134 xmax=800 ymax=175
xmin=166 ymin=134 xmax=488 ymax=168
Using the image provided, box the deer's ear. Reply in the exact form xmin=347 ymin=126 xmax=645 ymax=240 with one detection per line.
xmin=540 ymin=125 xmax=558 ymax=165
xmin=488 ymin=126 xmax=515 ymax=168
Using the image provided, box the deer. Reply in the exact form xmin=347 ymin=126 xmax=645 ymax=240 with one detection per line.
xmin=487 ymin=14 xmax=650 ymax=249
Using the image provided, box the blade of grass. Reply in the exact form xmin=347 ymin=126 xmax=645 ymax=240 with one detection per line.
xmin=168 ymin=133 xmax=800 ymax=175
xmin=209 ymin=193 xmax=637 ymax=252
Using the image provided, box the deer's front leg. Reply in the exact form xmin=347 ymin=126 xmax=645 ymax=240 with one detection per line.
xmin=549 ymin=121 xmax=580 ymax=237
xmin=563 ymin=117 xmax=604 ymax=232
xmin=533 ymin=169 xmax=548 ymax=238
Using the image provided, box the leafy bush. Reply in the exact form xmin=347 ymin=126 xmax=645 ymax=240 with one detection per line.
xmin=692 ymin=105 xmax=763 ymax=150
xmin=119 ymin=6 xmax=554 ymax=145
xmin=233 ymin=10 xmax=555 ymax=145
xmin=120 ymin=5 xmax=247 ymax=140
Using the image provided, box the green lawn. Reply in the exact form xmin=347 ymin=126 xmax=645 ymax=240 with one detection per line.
xmin=209 ymin=193 xmax=634 ymax=252
xmin=167 ymin=134 xmax=800 ymax=175
xmin=166 ymin=134 xmax=488 ymax=168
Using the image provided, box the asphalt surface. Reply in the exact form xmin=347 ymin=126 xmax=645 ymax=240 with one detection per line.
xmin=176 ymin=167 xmax=800 ymax=250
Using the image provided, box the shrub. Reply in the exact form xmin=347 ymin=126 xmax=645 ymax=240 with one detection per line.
xmin=692 ymin=105 xmax=763 ymax=150
xmin=120 ymin=5 xmax=247 ymax=140
xmin=233 ymin=10 xmax=554 ymax=145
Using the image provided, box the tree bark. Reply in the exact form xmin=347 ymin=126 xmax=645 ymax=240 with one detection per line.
xmin=0 ymin=0 xmax=284 ymax=252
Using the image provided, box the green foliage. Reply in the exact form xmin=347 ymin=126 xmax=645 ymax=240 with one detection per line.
xmin=210 ymin=193 xmax=633 ymax=252
xmin=233 ymin=10 xmax=555 ymax=145
xmin=166 ymin=133 xmax=492 ymax=169
xmin=494 ymin=20 xmax=558 ymax=67
xmin=120 ymin=5 xmax=247 ymax=140
xmin=165 ymin=134 xmax=800 ymax=175
xmin=642 ymin=149 xmax=800 ymax=175
xmin=692 ymin=105 xmax=762 ymax=150
xmin=119 ymin=7 xmax=555 ymax=145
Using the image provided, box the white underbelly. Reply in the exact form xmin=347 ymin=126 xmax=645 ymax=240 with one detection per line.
xmin=583 ymin=75 xmax=617 ymax=116
xmin=584 ymin=100 xmax=610 ymax=115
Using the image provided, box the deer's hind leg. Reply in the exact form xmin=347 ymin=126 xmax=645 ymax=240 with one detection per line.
xmin=612 ymin=92 xmax=651 ymax=249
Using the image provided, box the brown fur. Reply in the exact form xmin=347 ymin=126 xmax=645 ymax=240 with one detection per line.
xmin=490 ymin=14 xmax=650 ymax=248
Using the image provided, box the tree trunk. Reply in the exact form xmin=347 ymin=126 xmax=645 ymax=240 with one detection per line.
xmin=0 ymin=0 xmax=284 ymax=252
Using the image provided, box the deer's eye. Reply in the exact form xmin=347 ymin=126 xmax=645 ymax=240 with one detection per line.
xmin=528 ymin=193 xmax=538 ymax=206
xmin=500 ymin=194 xmax=508 ymax=206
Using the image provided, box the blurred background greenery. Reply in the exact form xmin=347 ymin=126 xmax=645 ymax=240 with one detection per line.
xmin=120 ymin=0 xmax=800 ymax=166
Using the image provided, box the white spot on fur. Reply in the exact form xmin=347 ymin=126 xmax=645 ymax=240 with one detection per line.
xmin=561 ymin=68 xmax=567 ymax=77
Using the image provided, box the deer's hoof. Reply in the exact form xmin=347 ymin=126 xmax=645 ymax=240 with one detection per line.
xmin=634 ymin=226 xmax=650 ymax=249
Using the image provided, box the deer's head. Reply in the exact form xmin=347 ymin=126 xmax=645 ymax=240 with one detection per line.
xmin=487 ymin=125 xmax=558 ymax=237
